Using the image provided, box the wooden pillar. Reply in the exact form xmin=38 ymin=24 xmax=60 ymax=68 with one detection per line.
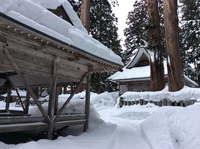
xmin=54 ymin=87 xmax=60 ymax=115
xmin=47 ymin=57 xmax=58 ymax=140
xmin=81 ymin=0 xmax=91 ymax=31
xmin=24 ymin=91 xmax=30 ymax=114
xmin=84 ymin=72 xmax=91 ymax=132
xmin=63 ymin=86 xmax=67 ymax=94
xmin=146 ymin=0 xmax=165 ymax=91
xmin=5 ymin=87 xmax=11 ymax=111
xmin=163 ymin=0 xmax=184 ymax=91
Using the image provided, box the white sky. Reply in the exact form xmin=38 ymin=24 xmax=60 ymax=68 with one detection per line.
xmin=111 ymin=0 xmax=135 ymax=48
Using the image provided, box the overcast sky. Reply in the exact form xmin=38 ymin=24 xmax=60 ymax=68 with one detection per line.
xmin=111 ymin=0 xmax=135 ymax=48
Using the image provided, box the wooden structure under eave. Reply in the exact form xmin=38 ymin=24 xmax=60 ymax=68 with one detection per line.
xmin=0 ymin=1 xmax=123 ymax=140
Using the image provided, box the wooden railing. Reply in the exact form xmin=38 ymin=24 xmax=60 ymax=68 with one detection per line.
xmin=119 ymin=97 xmax=197 ymax=108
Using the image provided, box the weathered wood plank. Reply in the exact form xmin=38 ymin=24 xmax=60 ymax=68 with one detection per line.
xmin=55 ymin=114 xmax=86 ymax=122
xmin=0 ymin=122 xmax=48 ymax=133
xmin=55 ymin=119 xmax=86 ymax=130
xmin=0 ymin=116 xmax=45 ymax=124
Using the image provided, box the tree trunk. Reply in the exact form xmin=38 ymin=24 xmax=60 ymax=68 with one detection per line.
xmin=80 ymin=0 xmax=91 ymax=32
xmin=163 ymin=0 xmax=184 ymax=91
xmin=198 ymin=57 xmax=200 ymax=86
xmin=146 ymin=0 xmax=165 ymax=91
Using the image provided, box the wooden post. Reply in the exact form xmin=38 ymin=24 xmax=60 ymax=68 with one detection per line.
xmin=24 ymin=91 xmax=30 ymax=114
xmin=84 ymin=72 xmax=91 ymax=132
xmin=54 ymin=87 xmax=60 ymax=115
xmin=47 ymin=57 xmax=58 ymax=140
xmin=146 ymin=0 xmax=165 ymax=91
xmin=5 ymin=87 xmax=11 ymax=111
xmin=119 ymin=97 xmax=123 ymax=108
xmin=81 ymin=0 xmax=91 ymax=31
xmin=163 ymin=0 xmax=184 ymax=91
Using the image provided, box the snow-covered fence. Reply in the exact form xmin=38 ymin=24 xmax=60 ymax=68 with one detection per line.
xmin=118 ymin=86 xmax=200 ymax=108
xmin=119 ymin=97 xmax=197 ymax=108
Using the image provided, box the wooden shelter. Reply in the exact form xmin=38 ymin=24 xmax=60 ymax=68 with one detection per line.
xmin=108 ymin=48 xmax=199 ymax=95
xmin=0 ymin=1 xmax=123 ymax=139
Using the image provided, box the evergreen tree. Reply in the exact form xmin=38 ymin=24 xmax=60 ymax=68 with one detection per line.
xmin=123 ymin=0 xmax=148 ymax=64
xmin=123 ymin=0 xmax=165 ymax=65
xmin=179 ymin=0 xmax=200 ymax=83
xmin=69 ymin=0 xmax=122 ymax=93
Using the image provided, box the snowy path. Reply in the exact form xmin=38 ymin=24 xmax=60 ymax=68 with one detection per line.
xmin=110 ymin=125 xmax=150 ymax=149
xmin=97 ymin=107 xmax=152 ymax=149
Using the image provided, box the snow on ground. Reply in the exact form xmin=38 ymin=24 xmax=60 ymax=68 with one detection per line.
xmin=0 ymin=87 xmax=200 ymax=149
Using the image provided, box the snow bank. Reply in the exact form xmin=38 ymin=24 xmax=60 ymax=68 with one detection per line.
xmin=120 ymin=85 xmax=200 ymax=102
xmin=90 ymin=92 xmax=117 ymax=110
xmin=141 ymin=104 xmax=200 ymax=149
xmin=29 ymin=93 xmax=105 ymax=131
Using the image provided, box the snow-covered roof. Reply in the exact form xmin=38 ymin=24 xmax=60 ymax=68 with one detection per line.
xmin=108 ymin=48 xmax=167 ymax=81
xmin=108 ymin=48 xmax=199 ymax=87
xmin=0 ymin=0 xmax=123 ymax=66
xmin=108 ymin=63 xmax=168 ymax=82
xmin=126 ymin=47 xmax=149 ymax=68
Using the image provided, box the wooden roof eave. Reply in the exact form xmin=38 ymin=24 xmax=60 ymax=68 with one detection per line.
xmin=0 ymin=13 xmax=123 ymax=72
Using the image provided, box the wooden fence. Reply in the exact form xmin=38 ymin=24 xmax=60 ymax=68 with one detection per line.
xmin=119 ymin=97 xmax=197 ymax=108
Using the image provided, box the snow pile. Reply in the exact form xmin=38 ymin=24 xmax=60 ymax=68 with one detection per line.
xmin=119 ymin=85 xmax=200 ymax=103
xmin=90 ymin=92 xmax=117 ymax=110
xmin=0 ymin=87 xmax=200 ymax=148
xmin=29 ymin=93 xmax=104 ymax=131
xmin=141 ymin=104 xmax=200 ymax=149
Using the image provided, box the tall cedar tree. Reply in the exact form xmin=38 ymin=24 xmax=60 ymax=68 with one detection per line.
xmin=163 ymin=0 xmax=184 ymax=91
xmin=69 ymin=0 xmax=122 ymax=93
xmin=123 ymin=0 xmax=165 ymax=65
xmin=146 ymin=0 xmax=165 ymax=91
xmin=179 ymin=0 xmax=200 ymax=84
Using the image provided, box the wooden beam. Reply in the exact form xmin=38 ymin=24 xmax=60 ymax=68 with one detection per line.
xmin=47 ymin=57 xmax=58 ymax=140
xmin=0 ymin=122 xmax=48 ymax=133
xmin=0 ymin=43 xmax=3 ymax=64
xmin=84 ymin=72 xmax=91 ymax=132
xmin=0 ymin=34 xmax=6 ymax=64
xmin=54 ymin=72 xmax=89 ymax=121
xmin=55 ymin=120 xmax=86 ymax=130
xmin=3 ymin=45 xmax=50 ymax=123
xmin=15 ymin=88 xmax=25 ymax=111
xmin=0 ymin=116 xmax=44 ymax=124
